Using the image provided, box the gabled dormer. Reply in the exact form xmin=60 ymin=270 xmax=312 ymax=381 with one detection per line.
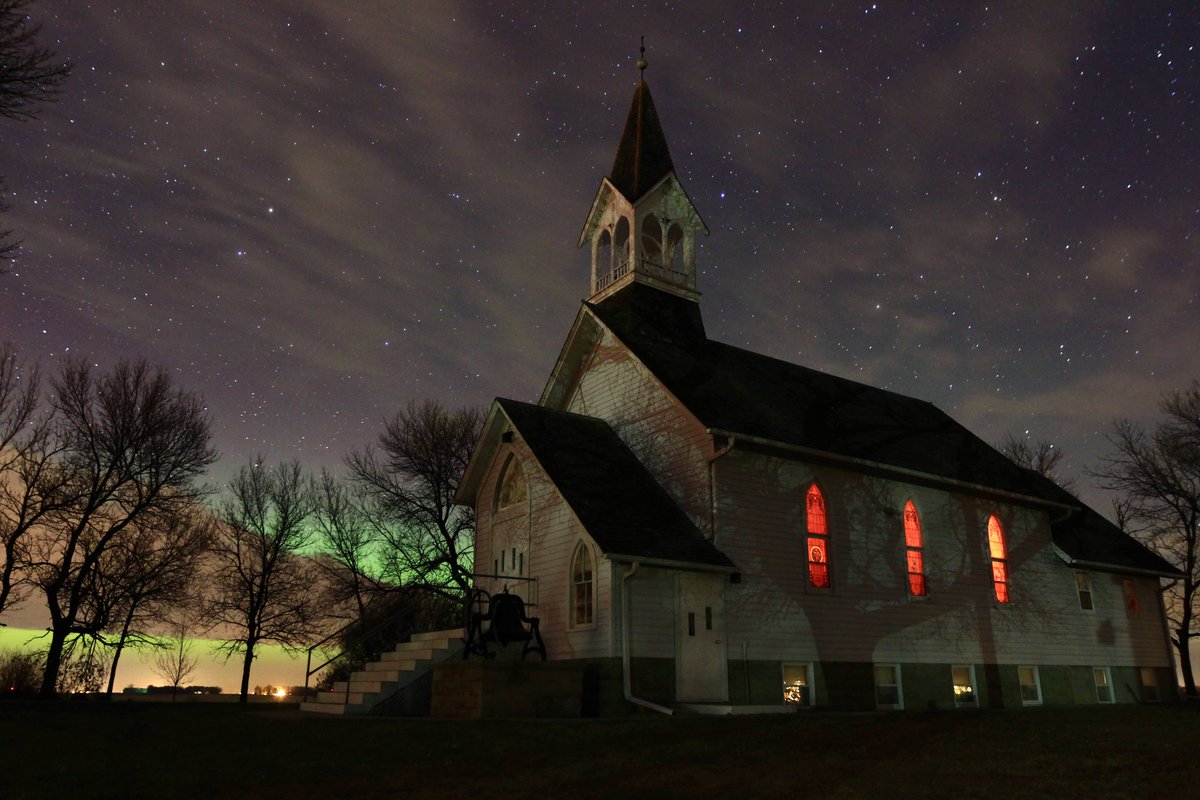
xmin=578 ymin=68 xmax=708 ymax=304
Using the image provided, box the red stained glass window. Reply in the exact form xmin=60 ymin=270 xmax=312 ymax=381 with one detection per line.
xmin=903 ymin=500 xmax=926 ymax=596
xmin=806 ymin=485 xmax=827 ymax=534
xmin=806 ymin=485 xmax=830 ymax=588
xmin=808 ymin=538 xmax=829 ymax=588
xmin=987 ymin=516 xmax=1009 ymax=603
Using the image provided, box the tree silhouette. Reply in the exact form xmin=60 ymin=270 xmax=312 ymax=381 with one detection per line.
xmin=1093 ymin=380 xmax=1200 ymax=696
xmin=17 ymin=359 xmax=215 ymax=697
xmin=206 ymin=459 xmax=327 ymax=703
xmin=152 ymin=618 xmax=198 ymax=702
xmin=0 ymin=0 xmax=71 ymax=262
xmin=346 ymin=400 xmax=482 ymax=600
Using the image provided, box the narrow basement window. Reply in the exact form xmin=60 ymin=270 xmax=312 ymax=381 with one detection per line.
xmin=874 ymin=664 xmax=903 ymax=709
xmin=782 ymin=663 xmax=812 ymax=706
xmin=1093 ymin=667 xmax=1114 ymax=704
xmin=952 ymin=665 xmax=977 ymax=708
xmin=1018 ymin=666 xmax=1042 ymax=706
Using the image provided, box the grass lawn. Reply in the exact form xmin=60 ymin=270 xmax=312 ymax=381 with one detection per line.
xmin=0 ymin=702 xmax=1196 ymax=799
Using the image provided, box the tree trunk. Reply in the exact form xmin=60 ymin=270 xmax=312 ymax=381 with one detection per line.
xmin=105 ymin=611 xmax=136 ymax=699
xmin=39 ymin=626 xmax=68 ymax=699
xmin=239 ymin=642 xmax=255 ymax=703
xmin=1177 ymin=633 xmax=1197 ymax=697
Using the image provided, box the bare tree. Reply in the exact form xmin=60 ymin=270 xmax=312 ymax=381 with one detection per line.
xmin=152 ymin=618 xmax=198 ymax=702
xmin=1093 ymin=380 xmax=1200 ymax=696
xmin=346 ymin=400 xmax=482 ymax=599
xmin=206 ymin=459 xmax=327 ymax=703
xmin=0 ymin=342 xmax=57 ymax=616
xmin=311 ymin=470 xmax=385 ymax=626
xmin=98 ymin=505 xmax=214 ymax=698
xmin=1 ymin=0 xmax=72 ymax=261
xmin=996 ymin=432 xmax=1076 ymax=493
xmin=24 ymin=359 xmax=215 ymax=697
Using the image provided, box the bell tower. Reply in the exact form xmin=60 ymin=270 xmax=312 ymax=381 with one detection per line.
xmin=578 ymin=48 xmax=708 ymax=303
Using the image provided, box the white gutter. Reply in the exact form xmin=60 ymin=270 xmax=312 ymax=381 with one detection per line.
xmin=621 ymin=561 xmax=674 ymax=716
xmin=608 ymin=553 xmax=734 ymax=574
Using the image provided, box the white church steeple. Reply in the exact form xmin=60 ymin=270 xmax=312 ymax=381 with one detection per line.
xmin=578 ymin=51 xmax=708 ymax=304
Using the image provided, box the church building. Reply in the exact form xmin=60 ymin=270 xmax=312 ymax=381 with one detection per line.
xmin=455 ymin=64 xmax=1180 ymax=713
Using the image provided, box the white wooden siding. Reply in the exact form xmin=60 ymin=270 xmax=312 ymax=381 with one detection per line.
xmin=715 ymin=448 xmax=1173 ymax=669
xmin=471 ymin=437 xmax=613 ymax=661
xmin=565 ymin=325 xmax=714 ymax=533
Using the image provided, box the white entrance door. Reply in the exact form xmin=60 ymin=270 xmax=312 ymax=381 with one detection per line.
xmin=676 ymin=573 xmax=729 ymax=702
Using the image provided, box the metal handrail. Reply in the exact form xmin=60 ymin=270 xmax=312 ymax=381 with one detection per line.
xmin=304 ymin=599 xmax=455 ymax=691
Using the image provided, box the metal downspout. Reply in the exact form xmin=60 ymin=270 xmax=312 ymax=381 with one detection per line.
xmin=708 ymin=435 xmax=736 ymax=543
xmin=622 ymin=561 xmax=673 ymax=715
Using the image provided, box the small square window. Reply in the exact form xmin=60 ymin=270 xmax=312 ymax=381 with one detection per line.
xmin=1018 ymin=666 xmax=1042 ymax=706
xmin=874 ymin=664 xmax=903 ymax=709
xmin=952 ymin=665 xmax=977 ymax=708
xmin=1093 ymin=667 xmax=1114 ymax=704
xmin=783 ymin=663 xmax=812 ymax=706
xmin=1140 ymin=668 xmax=1160 ymax=702
xmin=1075 ymin=571 xmax=1093 ymax=611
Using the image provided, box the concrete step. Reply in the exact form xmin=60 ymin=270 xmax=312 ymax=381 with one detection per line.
xmin=316 ymin=690 xmax=349 ymax=704
xmin=381 ymin=647 xmax=440 ymax=662
xmin=365 ymin=659 xmax=417 ymax=673
xmin=411 ymin=628 xmax=463 ymax=643
xmin=301 ymin=629 xmax=464 ymax=717
xmin=353 ymin=668 xmax=407 ymax=683
xmin=348 ymin=679 xmax=386 ymax=694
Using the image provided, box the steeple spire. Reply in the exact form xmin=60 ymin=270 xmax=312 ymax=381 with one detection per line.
xmin=578 ymin=48 xmax=708 ymax=303
xmin=608 ymin=41 xmax=674 ymax=203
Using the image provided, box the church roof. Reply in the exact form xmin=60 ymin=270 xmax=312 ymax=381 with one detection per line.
xmin=609 ymin=79 xmax=676 ymax=202
xmin=496 ymin=398 xmax=734 ymax=570
xmin=586 ymin=283 xmax=1181 ymax=577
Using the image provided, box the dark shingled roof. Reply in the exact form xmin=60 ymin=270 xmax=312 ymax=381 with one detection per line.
xmin=498 ymin=398 xmax=734 ymax=569
xmin=587 ymin=283 xmax=1180 ymax=577
xmin=609 ymin=80 xmax=675 ymax=202
xmin=1022 ymin=470 xmax=1181 ymax=576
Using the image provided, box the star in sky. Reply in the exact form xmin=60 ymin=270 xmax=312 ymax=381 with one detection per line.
xmin=0 ymin=1 xmax=1196 ymax=519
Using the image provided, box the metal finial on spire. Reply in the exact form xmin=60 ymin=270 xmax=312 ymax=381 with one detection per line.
xmin=636 ymin=36 xmax=648 ymax=74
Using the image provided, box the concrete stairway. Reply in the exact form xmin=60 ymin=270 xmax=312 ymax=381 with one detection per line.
xmin=300 ymin=628 xmax=463 ymax=716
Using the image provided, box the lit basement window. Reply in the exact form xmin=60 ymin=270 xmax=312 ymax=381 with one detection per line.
xmin=782 ymin=663 xmax=812 ymax=706
xmin=952 ymin=665 xmax=977 ymax=708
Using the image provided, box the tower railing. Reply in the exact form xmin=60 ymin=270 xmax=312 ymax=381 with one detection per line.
xmin=594 ymin=255 xmax=687 ymax=293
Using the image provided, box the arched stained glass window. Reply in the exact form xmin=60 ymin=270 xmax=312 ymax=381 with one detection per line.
xmin=570 ymin=542 xmax=594 ymax=627
xmin=903 ymin=500 xmax=926 ymax=596
xmin=806 ymin=484 xmax=830 ymax=588
xmin=987 ymin=515 xmax=1009 ymax=603
xmin=495 ymin=456 xmax=527 ymax=512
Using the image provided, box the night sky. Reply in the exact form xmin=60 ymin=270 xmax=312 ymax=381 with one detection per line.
xmin=1 ymin=1 xmax=1197 ymax=516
